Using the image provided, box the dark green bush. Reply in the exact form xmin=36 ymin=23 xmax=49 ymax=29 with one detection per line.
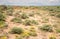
xmin=11 ymin=27 xmax=23 ymax=34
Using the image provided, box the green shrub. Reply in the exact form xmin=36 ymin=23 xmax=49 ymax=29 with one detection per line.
xmin=0 ymin=13 xmax=5 ymax=21
xmin=0 ymin=21 xmax=8 ymax=28
xmin=6 ymin=6 xmax=13 ymax=16
xmin=56 ymin=14 xmax=60 ymax=18
xmin=49 ymin=37 xmax=56 ymax=39
xmin=6 ymin=10 xmax=13 ymax=16
xmin=29 ymin=32 xmax=37 ymax=36
xmin=23 ymin=20 xmax=32 ymax=26
xmin=11 ymin=27 xmax=23 ymax=34
xmin=23 ymin=20 xmax=38 ymax=26
xmin=50 ymin=13 xmax=55 ymax=16
xmin=28 ymin=13 xmax=34 ymax=17
xmin=28 ymin=26 xmax=37 ymax=36
xmin=49 ymin=9 xmax=53 ymax=11
xmin=21 ymin=13 xmax=29 ymax=19
xmin=14 ymin=13 xmax=21 ymax=17
xmin=39 ymin=25 xmax=53 ymax=32
xmin=31 ymin=20 xmax=38 ymax=25
xmin=11 ymin=18 xmax=22 ymax=23
xmin=0 ymin=5 xmax=7 ymax=11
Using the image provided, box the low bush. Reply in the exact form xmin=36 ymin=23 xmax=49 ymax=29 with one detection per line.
xmin=6 ymin=6 xmax=13 ymax=16
xmin=49 ymin=9 xmax=53 ymax=11
xmin=0 ymin=5 xmax=7 ymax=11
xmin=29 ymin=27 xmax=37 ymax=36
xmin=49 ymin=37 xmax=56 ymax=39
xmin=10 ymin=27 xmax=23 ymax=34
xmin=23 ymin=20 xmax=32 ymax=26
xmin=0 ymin=21 xmax=8 ymax=28
xmin=21 ymin=13 xmax=29 ymax=19
xmin=23 ymin=20 xmax=38 ymax=26
xmin=56 ymin=14 xmax=60 ymax=18
xmin=50 ymin=13 xmax=55 ymax=16
xmin=31 ymin=20 xmax=38 ymax=25
xmin=28 ymin=13 xmax=34 ymax=17
xmin=29 ymin=31 xmax=37 ymax=36
xmin=11 ymin=18 xmax=22 ymax=23
xmin=39 ymin=25 xmax=53 ymax=32
xmin=0 ymin=13 xmax=5 ymax=21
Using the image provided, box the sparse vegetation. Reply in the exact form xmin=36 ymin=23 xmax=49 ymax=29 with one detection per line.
xmin=0 ymin=6 xmax=60 ymax=39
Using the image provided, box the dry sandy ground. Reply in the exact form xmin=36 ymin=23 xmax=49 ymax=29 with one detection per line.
xmin=1 ymin=7 xmax=60 ymax=39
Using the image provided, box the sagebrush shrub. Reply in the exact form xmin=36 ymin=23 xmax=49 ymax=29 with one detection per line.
xmin=21 ymin=13 xmax=29 ymax=19
xmin=39 ymin=25 xmax=53 ymax=32
xmin=0 ymin=21 xmax=8 ymax=28
xmin=23 ymin=20 xmax=32 ymax=26
xmin=0 ymin=13 xmax=5 ymax=21
xmin=6 ymin=6 xmax=13 ymax=16
xmin=11 ymin=18 xmax=22 ymax=23
xmin=56 ymin=14 xmax=60 ymax=18
xmin=23 ymin=20 xmax=38 ymax=26
xmin=11 ymin=27 xmax=23 ymax=34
